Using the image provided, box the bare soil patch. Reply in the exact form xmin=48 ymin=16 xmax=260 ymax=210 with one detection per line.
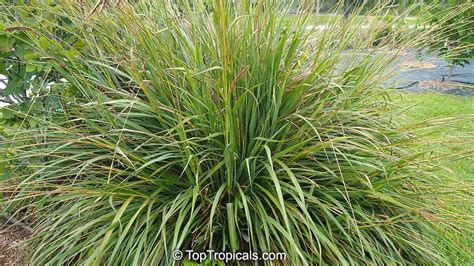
xmin=419 ymin=80 xmax=471 ymax=90
xmin=0 ymin=218 xmax=29 ymax=265
xmin=401 ymin=61 xmax=437 ymax=69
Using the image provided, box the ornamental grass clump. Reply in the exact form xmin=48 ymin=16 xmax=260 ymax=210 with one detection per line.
xmin=0 ymin=1 xmax=471 ymax=264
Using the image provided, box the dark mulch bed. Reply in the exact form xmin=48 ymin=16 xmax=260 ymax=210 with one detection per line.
xmin=390 ymin=53 xmax=474 ymax=96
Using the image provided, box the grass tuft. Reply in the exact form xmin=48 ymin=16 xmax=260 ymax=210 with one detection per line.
xmin=1 ymin=1 xmax=472 ymax=264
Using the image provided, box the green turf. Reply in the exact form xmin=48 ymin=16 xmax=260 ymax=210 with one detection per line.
xmin=396 ymin=91 xmax=474 ymax=264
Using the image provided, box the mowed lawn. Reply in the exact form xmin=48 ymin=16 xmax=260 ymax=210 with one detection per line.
xmin=396 ymin=92 xmax=474 ymax=263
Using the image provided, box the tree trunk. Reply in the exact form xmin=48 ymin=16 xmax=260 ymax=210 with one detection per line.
xmin=343 ymin=0 xmax=352 ymax=19
xmin=448 ymin=65 xmax=454 ymax=82
xmin=402 ymin=0 xmax=408 ymax=9
xmin=314 ymin=0 xmax=320 ymax=25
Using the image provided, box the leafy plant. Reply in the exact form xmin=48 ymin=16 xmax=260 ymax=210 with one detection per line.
xmin=423 ymin=1 xmax=474 ymax=80
xmin=1 ymin=1 xmax=472 ymax=265
xmin=0 ymin=0 xmax=81 ymax=127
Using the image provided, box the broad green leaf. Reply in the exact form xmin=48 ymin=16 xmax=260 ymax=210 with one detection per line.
xmin=0 ymin=35 xmax=14 ymax=52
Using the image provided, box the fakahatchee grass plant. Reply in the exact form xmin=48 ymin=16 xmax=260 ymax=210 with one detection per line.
xmin=1 ymin=0 xmax=472 ymax=265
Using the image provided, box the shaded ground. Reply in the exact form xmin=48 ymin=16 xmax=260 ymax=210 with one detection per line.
xmin=0 ymin=218 xmax=29 ymax=265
